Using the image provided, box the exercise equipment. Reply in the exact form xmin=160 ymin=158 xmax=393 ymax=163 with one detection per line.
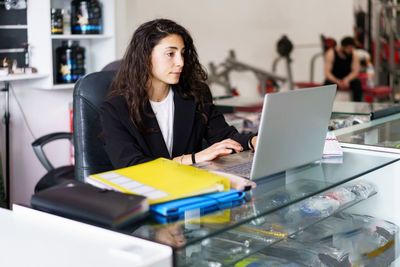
xmin=272 ymin=35 xmax=335 ymax=90
xmin=373 ymin=0 xmax=400 ymax=101
xmin=207 ymin=50 xmax=286 ymax=97
xmin=272 ymin=35 xmax=295 ymax=90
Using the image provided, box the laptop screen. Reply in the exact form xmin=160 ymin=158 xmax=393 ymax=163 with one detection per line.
xmin=250 ymin=85 xmax=336 ymax=179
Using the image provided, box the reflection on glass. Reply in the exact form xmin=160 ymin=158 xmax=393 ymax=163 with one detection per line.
xmin=337 ymin=116 xmax=400 ymax=148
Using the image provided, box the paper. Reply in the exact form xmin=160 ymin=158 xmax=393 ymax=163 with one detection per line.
xmin=323 ymin=131 xmax=343 ymax=158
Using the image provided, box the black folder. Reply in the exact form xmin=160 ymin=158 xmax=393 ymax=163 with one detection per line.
xmin=30 ymin=180 xmax=148 ymax=228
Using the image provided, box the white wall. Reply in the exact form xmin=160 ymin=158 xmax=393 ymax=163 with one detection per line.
xmin=1 ymin=0 xmax=354 ymax=206
xmin=0 ymin=83 xmax=73 ymax=206
xmin=118 ymin=0 xmax=354 ymax=96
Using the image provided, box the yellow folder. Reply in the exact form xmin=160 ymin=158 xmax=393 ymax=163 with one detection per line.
xmin=86 ymin=158 xmax=230 ymax=205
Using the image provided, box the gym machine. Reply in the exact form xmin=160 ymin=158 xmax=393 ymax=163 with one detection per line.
xmin=373 ymin=0 xmax=400 ymax=101
xmin=207 ymin=50 xmax=286 ymax=97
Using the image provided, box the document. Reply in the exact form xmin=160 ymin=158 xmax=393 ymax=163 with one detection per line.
xmin=323 ymin=131 xmax=343 ymax=158
xmin=86 ymin=158 xmax=230 ymax=205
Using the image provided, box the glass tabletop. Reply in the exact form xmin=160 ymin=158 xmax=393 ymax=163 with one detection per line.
xmin=125 ymin=148 xmax=399 ymax=251
xmin=214 ymin=96 xmax=264 ymax=113
xmin=336 ymin=113 xmax=400 ymax=149
xmin=214 ymin=96 xmax=396 ymax=116
xmin=214 ymin=96 xmax=264 ymax=108
xmin=332 ymin=101 xmax=396 ymax=115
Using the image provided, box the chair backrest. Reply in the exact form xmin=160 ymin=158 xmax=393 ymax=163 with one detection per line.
xmin=101 ymin=59 xmax=122 ymax=72
xmin=73 ymin=71 xmax=116 ymax=181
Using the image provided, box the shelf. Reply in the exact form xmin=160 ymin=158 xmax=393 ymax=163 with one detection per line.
xmin=0 ymin=25 xmax=28 ymax=29
xmin=339 ymin=142 xmax=400 ymax=154
xmin=50 ymin=34 xmax=113 ymax=40
xmin=244 ymin=211 xmax=397 ymax=267
xmin=26 ymin=0 xmax=116 ymax=89
xmin=177 ymin=185 xmax=378 ymax=266
xmin=0 ymin=73 xmax=48 ymax=82
xmin=43 ymin=83 xmax=75 ymax=90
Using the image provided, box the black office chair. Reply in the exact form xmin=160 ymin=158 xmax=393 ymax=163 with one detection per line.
xmin=31 ymin=132 xmax=75 ymax=192
xmin=73 ymin=71 xmax=116 ymax=181
xmin=101 ymin=59 xmax=122 ymax=72
xmin=32 ymin=70 xmax=118 ymax=192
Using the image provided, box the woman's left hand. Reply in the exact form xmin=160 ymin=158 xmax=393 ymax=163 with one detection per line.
xmin=250 ymin=136 xmax=258 ymax=151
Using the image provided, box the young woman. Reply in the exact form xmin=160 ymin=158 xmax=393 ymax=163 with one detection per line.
xmin=100 ymin=19 xmax=257 ymax=170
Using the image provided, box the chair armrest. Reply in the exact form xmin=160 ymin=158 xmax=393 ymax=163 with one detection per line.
xmin=32 ymin=132 xmax=73 ymax=171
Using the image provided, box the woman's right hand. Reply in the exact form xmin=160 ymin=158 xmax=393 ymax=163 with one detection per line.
xmin=195 ymin=138 xmax=243 ymax=163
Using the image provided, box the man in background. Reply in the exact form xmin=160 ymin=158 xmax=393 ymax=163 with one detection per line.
xmin=324 ymin=36 xmax=362 ymax=101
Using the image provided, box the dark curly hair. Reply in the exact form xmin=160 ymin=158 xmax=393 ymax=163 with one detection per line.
xmin=108 ymin=18 xmax=209 ymax=133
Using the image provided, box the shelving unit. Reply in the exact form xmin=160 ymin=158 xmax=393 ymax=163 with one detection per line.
xmin=26 ymin=0 xmax=116 ymax=90
xmin=181 ymin=187 xmax=378 ymax=266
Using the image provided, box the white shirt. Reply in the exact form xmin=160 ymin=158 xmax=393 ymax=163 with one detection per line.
xmin=149 ymin=88 xmax=175 ymax=157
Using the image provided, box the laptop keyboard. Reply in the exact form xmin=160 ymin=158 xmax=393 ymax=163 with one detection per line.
xmin=217 ymin=161 xmax=253 ymax=177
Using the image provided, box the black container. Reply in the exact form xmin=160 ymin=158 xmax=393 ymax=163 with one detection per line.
xmin=71 ymin=0 xmax=102 ymax=34
xmin=51 ymin=8 xmax=63 ymax=34
xmin=89 ymin=0 xmax=102 ymax=34
xmin=55 ymin=40 xmax=86 ymax=84
xmin=72 ymin=41 xmax=86 ymax=80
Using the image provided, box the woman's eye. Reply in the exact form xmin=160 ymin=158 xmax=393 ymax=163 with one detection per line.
xmin=167 ymin=52 xmax=174 ymax=57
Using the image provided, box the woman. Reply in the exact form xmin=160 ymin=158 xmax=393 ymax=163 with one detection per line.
xmin=100 ymin=18 xmax=257 ymax=169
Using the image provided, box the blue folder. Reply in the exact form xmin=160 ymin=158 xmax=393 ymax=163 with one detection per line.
xmin=150 ymin=190 xmax=246 ymax=218
xmin=151 ymin=200 xmax=245 ymax=224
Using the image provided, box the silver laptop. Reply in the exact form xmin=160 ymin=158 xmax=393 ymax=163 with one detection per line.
xmin=198 ymin=85 xmax=337 ymax=180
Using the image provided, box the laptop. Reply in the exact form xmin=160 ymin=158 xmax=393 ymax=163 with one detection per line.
xmin=198 ymin=85 xmax=337 ymax=180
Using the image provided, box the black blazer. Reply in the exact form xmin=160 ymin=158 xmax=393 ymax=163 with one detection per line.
xmin=100 ymin=85 xmax=255 ymax=169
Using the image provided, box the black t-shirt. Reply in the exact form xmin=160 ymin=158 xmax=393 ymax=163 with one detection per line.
xmin=332 ymin=49 xmax=352 ymax=79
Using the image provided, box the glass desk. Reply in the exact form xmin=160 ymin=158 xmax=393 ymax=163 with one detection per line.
xmin=335 ymin=112 xmax=400 ymax=152
xmin=332 ymin=101 xmax=396 ymax=116
xmin=215 ymin=96 xmax=398 ymax=132
xmin=214 ymin=96 xmax=396 ymax=116
xmin=122 ymin=148 xmax=400 ymax=266
xmin=214 ymin=96 xmax=264 ymax=114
